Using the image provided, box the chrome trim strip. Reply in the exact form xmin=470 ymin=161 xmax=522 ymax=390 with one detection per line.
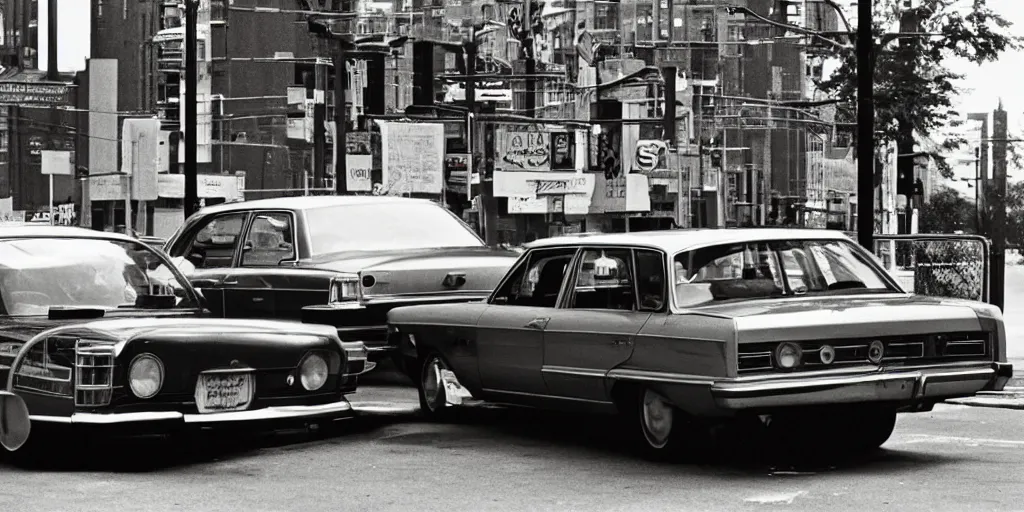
xmin=183 ymin=400 xmax=353 ymax=423
xmin=541 ymin=365 xmax=607 ymax=378
xmin=335 ymin=325 xmax=387 ymax=333
xmin=36 ymin=401 xmax=355 ymax=425
xmin=365 ymin=346 xmax=393 ymax=353
xmin=480 ymin=388 xmax=615 ymax=405
xmin=714 ymin=372 xmax=920 ymax=395
xmin=607 ymin=368 xmax=717 ymax=386
xmin=199 ymin=367 xmax=257 ymax=375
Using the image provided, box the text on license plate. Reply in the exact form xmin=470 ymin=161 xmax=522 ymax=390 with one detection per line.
xmin=196 ymin=372 xmax=254 ymax=413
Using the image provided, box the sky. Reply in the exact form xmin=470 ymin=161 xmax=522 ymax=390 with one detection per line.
xmin=37 ymin=0 xmax=91 ymax=73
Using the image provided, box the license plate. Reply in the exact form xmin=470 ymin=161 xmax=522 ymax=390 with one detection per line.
xmin=195 ymin=372 xmax=254 ymax=413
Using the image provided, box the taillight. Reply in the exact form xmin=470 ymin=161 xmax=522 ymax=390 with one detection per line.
xmin=328 ymin=275 xmax=360 ymax=304
xmin=75 ymin=340 xmax=115 ymax=407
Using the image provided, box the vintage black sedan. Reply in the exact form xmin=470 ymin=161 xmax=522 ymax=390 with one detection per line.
xmin=386 ymin=229 xmax=1013 ymax=459
xmin=162 ymin=196 xmax=519 ymax=363
xmin=0 ymin=226 xmax=369 ymax=453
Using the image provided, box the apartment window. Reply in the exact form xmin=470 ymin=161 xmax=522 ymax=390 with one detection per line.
xmin=594 ymin=1 xmax=620 ymax=31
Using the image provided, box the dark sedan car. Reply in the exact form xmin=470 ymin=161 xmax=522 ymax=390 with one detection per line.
xmin=0 ymin=226 xmax=369 ymax=454
xmin=162 ymin=196 xmax=519 ymax=363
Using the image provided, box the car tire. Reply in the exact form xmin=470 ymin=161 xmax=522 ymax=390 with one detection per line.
xmin=417 ymin=352 xmax=457 ymax=422
xmin=849 ymin=408 xmax=898 ymax=452
xmin=621 ymin=386 xmax=707 ymax=461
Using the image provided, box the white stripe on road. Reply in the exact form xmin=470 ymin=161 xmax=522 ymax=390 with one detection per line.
xmin=891 ymin=434 xmax=1024 ymax=448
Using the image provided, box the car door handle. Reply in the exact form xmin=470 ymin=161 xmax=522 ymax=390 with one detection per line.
xmin=524 ymin=317 xmax=550 ymax=330
xmin=221 ymin=279 xmax=239 ymax=285
xmin=612 ymin=338 xmax=633 ymax=346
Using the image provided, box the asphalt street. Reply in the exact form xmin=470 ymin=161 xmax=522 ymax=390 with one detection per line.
xmin=2 ymin=265 xmax=1024 ymax=511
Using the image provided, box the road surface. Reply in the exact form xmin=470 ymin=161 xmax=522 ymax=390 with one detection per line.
xmin=0 ymin=388 xmax=1021 ymax=512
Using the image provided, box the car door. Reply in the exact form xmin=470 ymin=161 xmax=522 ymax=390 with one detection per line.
xmin=226 ymin=210 xmax=302 ymax=319
xmin=475 ymin=247 xmax=579 ymax=397
xmin=165 ymin=210 xmax=252 ymax=317
xmin=541 ymin=247 xmax=667 ymax=402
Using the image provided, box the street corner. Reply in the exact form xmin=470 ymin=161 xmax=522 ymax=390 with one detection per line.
xmin=945 ymin=388 xmax=1024 ymax=410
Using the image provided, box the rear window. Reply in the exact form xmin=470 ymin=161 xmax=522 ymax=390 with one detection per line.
xmin=672 ymin=239 xmax=895 ymax=307
xmin=305 ymin=202 xmax=484 ymax=255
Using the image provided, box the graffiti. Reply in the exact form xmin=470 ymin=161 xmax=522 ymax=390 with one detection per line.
xmin=551 ymin=132 xmax=575 ymax=170
xmin=29 ymin=203 xmax=77 ymax=226
xmin=633 ymin=140 xmax=667 ymax=173
xmin=533 ymin=176 xmax=589 ymax=196
xmin=497 ymin=126 xmax=550 ymax=172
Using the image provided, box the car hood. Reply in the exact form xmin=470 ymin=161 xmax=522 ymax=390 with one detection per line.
xmin=0 ymin=314 xmax=338 ymax=349
xmin=692 ymin=294 xmax=992 ymax=343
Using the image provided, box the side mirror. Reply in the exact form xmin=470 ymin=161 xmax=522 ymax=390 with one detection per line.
xmin=0 ymin=391 xmax=31 ymax=452
xmin=278 ymin=241 xmax=293 ymax=252
xmin=242 ymin=241 xmax=254 ymax=252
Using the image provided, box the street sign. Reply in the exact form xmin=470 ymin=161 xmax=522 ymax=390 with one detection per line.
xmin=40 ymin=150 xmax=72 ymax=175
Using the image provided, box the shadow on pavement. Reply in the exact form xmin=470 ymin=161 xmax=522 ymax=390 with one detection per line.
xmin=0 ymin=401 xmax=966 ymax=476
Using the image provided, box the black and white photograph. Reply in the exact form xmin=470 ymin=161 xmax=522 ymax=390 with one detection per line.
xmin=1 ymin=0 xmax=1024 ymax=511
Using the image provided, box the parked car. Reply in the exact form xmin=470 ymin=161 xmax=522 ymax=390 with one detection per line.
xmin=162 ymin=196 xmax=519 ymax=364
xmin=386 ymin=229 xmax=1013 ymax=458
xmin=0 ymin=226 xmax=370 ymax=454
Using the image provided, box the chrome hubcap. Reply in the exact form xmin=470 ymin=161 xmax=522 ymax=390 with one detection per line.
xmin=422 ymin=357 xmax=444 ymax=412
xmin=641 ymin=389 xmax=674 ymax=449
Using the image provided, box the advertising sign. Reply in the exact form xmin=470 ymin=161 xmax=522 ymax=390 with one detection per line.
xmin=495 ymin=125 xmax=551 ymax=172
xmin=346 ymin=154 xmax=373 ymax=192
xmin=550 ymin=132 xmax=575 ymax=170
xmin=632 ymin=139 xmax=668 ymax=173
xmin=445 ymin=154 xmax=470 ymax=195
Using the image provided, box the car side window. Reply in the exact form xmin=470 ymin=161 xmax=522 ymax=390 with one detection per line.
xmin=181 ymin=212 xmax=249 ymax=269
xmin=240 ymin=212 xmax=296 ymax=267
xmin=491 ymin=248 xmax=577 ymax=307
xmin=569 ymin=248 xmax=636 ymax=311
xmin=634 ymin=249 xmax=667 ymax=312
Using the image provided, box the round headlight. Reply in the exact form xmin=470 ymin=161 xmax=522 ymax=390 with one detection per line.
xmin=819 ymin=345 xmax=836 ymax=365
xmin=299 ymin=353 xmax=329 ymax=391
xmin=868 ymin=340 xmax=885 ymax=364
xmin=128 ymin=354 xmax=164 ymax=399
xmin=775 ymin=342 xmax=803 ymax=369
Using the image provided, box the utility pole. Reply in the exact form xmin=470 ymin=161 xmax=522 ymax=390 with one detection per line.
xmin=46 ymin=0 xmax=57 ymax=80
xmin=523 ymin=0 xmax=536 ymax=115
xmin=334 ymin=54 xmax=348 ymax=194
xmin=183 ymin=0 xmax=199 ymax=218
xmin=991 ymin=104 xmax=1008 ymax=311
xmin=895 ymin=7 xmax=920 ymax=235
xmin=466 ymin=29 xmax=498 ymax=246
xmin=313 ymin=58 xmax=328 ymax=192
xmin=855 ymin=0 xmax=874 ymax=251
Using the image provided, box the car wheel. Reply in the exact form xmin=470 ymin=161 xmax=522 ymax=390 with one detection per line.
xmin=417 ymin=352 xmax=456 ymax=421
xmin=622 ymin=387 xmax=708 ymax=461
xmin=849 ymin=408 xmax=897 ymax=452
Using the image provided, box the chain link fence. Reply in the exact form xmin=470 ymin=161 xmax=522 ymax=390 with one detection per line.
xmin=874 ymin=235 xmax=990 ymax=302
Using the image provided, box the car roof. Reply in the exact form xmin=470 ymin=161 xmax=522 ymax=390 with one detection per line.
xmin=0 ymin=225 xmax=138 ymax=242
xmin=196 ymin=195 xmax=437 ymax=216
xmin=524 ymin=228 xmax=853 ymax=254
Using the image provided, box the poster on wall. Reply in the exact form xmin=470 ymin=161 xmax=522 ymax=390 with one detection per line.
xmin=550 ymin=132 xmax=575 ymax=170
xmin=346 ymin=154 xmax=373 ymax=192
xmin=379 ymin=122 xmax=445 ymax=195
xmin=495 ymin=125 xmax=551 ymax=172
xmin=445 ymin=154 xmax=470 ymax=195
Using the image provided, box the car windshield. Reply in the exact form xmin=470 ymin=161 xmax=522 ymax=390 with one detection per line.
xmin=672 ymin=239 xmax=895 ymax=308
xmin=0 ymin=237 xmax=197 ymax=316
xmin=305 ymin=202 xmax=484 ymax=255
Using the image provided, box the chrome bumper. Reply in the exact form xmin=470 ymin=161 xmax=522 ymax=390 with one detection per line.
xmin=711 ymin=362 xmax=1012 ymax=410
xmin=31 ymin=400 xmax=354 ymax=426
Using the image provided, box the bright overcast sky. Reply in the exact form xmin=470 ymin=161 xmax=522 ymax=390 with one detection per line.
xmin=37 ymin=0 xmax=91 ymax=73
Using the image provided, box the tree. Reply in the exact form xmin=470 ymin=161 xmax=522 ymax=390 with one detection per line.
xmin=918 ymin=185 xmax=977 ymax=234
xmin=816 ymin=0 xmax=1021 ymax=178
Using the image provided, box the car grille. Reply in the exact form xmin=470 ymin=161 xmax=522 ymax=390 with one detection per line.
xmin=738 ymin=331 xmax=990 ymax=373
